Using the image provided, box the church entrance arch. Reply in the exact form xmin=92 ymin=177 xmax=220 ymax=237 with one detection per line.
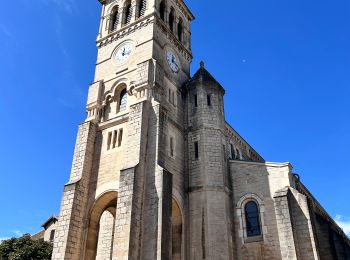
xmin=84 ymin=191 xmax=117 ymax=260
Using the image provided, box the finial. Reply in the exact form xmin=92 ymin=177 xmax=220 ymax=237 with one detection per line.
xmin=200 ymin=61 xmax=205 ymax=68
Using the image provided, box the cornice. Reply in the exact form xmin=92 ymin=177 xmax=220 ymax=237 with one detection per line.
xmin=230 ymin=160 xmax=293 ymax=169
xmin=174 ymin=0 xmax=195 ymax=21
xmin=225 ymin=121 xmax=264 ymax=162
xmin=96 ymin=13 xmax=193 ymax=62
xmin=97 ymin=14 xmax=155 ymax=48
xmin=98 ymin=114 xmax=129 ymax=130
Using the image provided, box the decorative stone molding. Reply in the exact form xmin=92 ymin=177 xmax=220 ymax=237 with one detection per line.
xmin=97 ymin=15 xmax=154 ymax=48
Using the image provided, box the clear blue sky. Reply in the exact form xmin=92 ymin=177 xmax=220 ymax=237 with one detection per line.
xmin=0 ymin=0 xmax=349 ymax=240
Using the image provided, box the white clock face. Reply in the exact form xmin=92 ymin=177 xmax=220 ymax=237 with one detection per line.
xmin=166 ymin=50 xmax=179 ymax=73
xmin=115 ymin=42 xmax=133 ymax=64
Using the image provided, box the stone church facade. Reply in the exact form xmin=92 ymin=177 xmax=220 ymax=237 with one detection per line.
xmin=51 ymin=0 xmax=350 ymax=259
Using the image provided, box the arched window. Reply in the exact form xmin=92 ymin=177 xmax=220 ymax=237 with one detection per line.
xmin=236 ymin=148 xmax=241 ymax=160
xmin=230 ymin=143 xmax=235 ymax=159
xmin=177 ymin=18 xmax=183 ymax=41
xmin=137 ymin=0 xmax=146 ymax=18
xmin=119 ymin=89 xmax=127 ymax=112
xmin=123 ymin=1 xmax=133 ymax=25
xmin=169 ymin=8 xmax=175 ymax=32
xmin=159 ymin=1 xmax=166 ymax=21
xmin=110 ymin=6 xmax=119 ymax=32
xmin=244 ymin=201 xmax=261 ymax=237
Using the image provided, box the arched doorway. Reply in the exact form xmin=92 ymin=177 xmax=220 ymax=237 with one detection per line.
xmin=84 ymin=191 xmax=117 ymax=260
xmin=172 ymin=198 xmax=183 ymax=260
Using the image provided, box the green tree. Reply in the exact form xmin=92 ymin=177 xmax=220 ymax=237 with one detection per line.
xmin=0 ymin=234 xmax=52 ymax=260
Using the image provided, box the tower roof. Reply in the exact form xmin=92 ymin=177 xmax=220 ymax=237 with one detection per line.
xmin=184 ymin=61 xmax=225 ymax=93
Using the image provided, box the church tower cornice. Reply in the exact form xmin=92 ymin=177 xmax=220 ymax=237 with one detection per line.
xmin=96 ymin=13 xmax=192 ymax=61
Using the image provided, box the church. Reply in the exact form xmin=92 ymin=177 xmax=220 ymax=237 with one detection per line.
xmin=51 ymin=0 xmax=350 ymax=259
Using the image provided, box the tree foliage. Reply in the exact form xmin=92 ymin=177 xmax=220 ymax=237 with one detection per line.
xmin=0 ymin=234 xmax=52 ymax=260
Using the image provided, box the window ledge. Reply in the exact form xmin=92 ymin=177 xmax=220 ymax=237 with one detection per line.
xmin=244 ymin=235 xmax=263 ymax=244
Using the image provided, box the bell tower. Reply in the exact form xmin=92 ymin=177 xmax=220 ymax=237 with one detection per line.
xmin=52 ymin=0 xmax=194 ymax=259
xmin=50 ymin=1 xmax=350 ymax=259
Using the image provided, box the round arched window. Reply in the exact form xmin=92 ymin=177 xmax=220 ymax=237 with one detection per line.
xmin=244 ymin=201 xmax=261 ymax=237
xmin=119 ymin=89 xmax=127 ymax=112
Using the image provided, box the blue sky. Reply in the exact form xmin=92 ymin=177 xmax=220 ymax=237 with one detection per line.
xmin=0 ymin=0 xmax=349 ymax=240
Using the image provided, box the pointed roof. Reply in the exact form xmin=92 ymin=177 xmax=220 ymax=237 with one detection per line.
xmin=184 ymin=61 xmax=225 ymax=93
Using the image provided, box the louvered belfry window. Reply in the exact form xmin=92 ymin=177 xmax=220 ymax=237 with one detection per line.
xmin=138 ymin=0 xmax=146 ymax=18
xmin=110 ymin=6 xmax=119 ymax=31
xmin=169 ymin=9 xmax=175 ymax=32
xmin=124 ymin=2 xmax=133 ymax=25
xmin=178 ymin=18 xmax=183 ymax=41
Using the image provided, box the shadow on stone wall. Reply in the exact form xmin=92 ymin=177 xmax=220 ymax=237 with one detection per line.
xmin=312 ymin=211 xmax=350 ymax=260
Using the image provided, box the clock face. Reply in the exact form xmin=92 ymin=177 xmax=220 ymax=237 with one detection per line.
xmin=115 ymin=42 xmax=133 ymax=64
xmin=166 ymin=50 xmax=179 ymax=73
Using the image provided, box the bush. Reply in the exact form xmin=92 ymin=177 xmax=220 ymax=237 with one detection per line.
xmin=0 ymin=234 xmax=52 ymax=260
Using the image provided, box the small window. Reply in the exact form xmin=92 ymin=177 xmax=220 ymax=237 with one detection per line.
xmin=245 ymin=201 xmax=261 ymax=237
xmin=107 ymin=132 xmax=112 ymax=150
xmin=194 ymin=94 xmax=198 ymax=107
xmin=168 ymin=89 xmax=176 ymax=106
xmin=118 ymin=129 xmax=123 ymax=147
xmin=230 ymin=144 xmax=235 ymax=159
xmin=170 ymin=137 xmax=174 ymax=157
xmin=194 ymin=141 xmax=199 ymax=159
xmin=159 ymin=1 xmax=165 ymax=21
xmin=236 ymin=149 xmax=241 ymax=160
xmin=49 ymin=230 xmax=55 ymax=242
xmin=169 ymin=8 xmax=175 ymax=32
xmin=207 ymin=94 xmax=211 ymax=106
xmin=172 ymin=91 xmax=175 ymax=106
xmin=223 ymin=145 xmax=226 ymax=161
xmin=112 ymin=130 xmax=118 ymax=148
xmin=119 ymin=89 xmax=127 ymax=112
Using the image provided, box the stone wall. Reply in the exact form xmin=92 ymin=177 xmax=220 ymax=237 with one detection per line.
xmin=230 ymin=161 xmax=293 ymax=260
